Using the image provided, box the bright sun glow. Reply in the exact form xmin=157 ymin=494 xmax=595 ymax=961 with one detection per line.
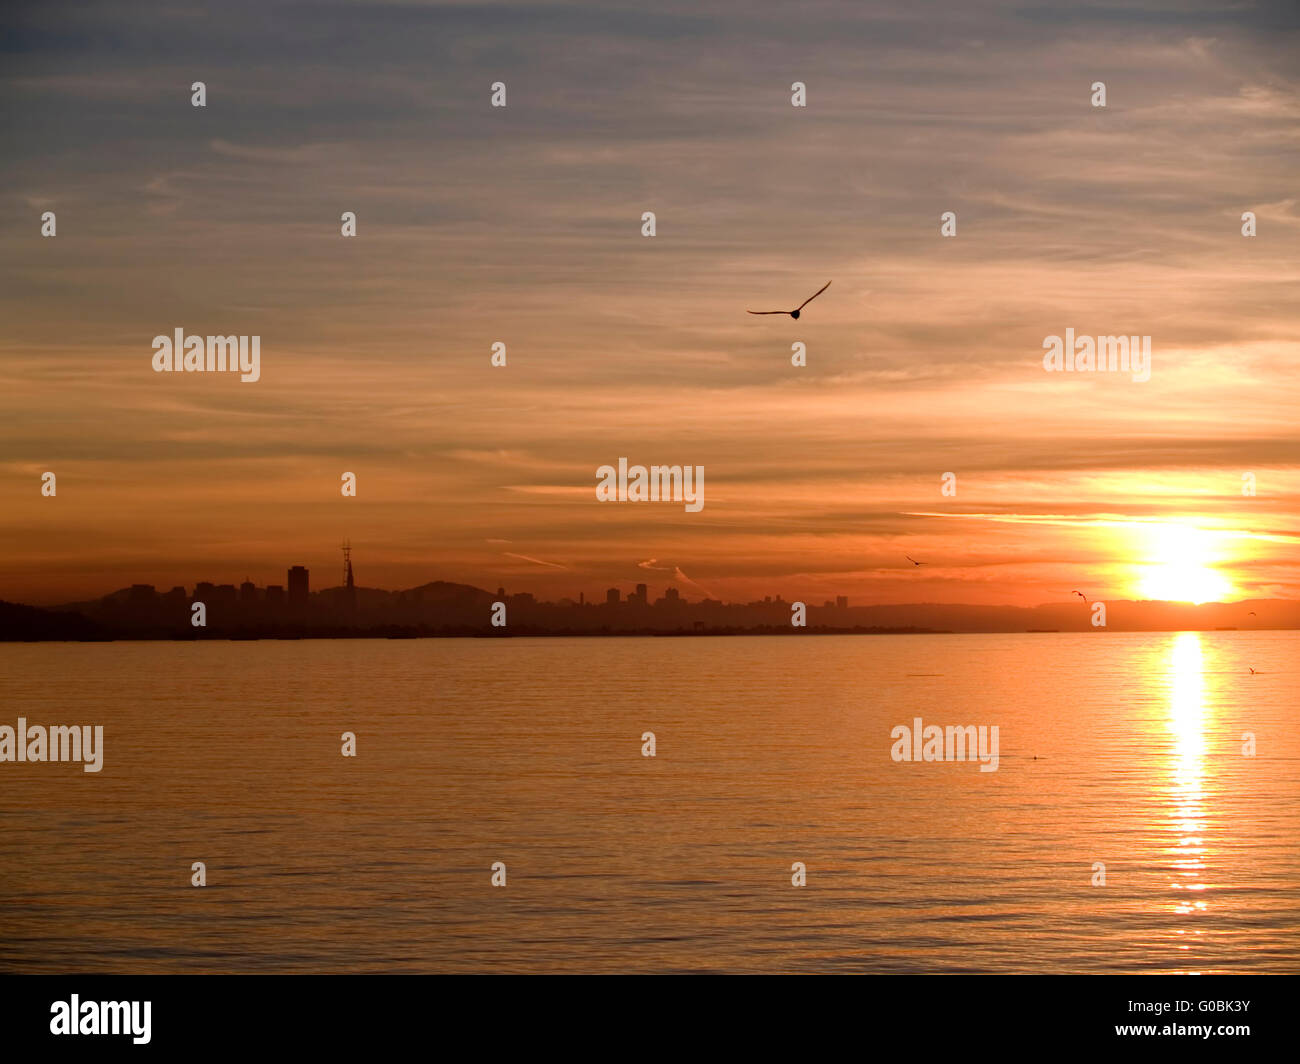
xmin=1137 ymin=523 xmax=1234 ymax=604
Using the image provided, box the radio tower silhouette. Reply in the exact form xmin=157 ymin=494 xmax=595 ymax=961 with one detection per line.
xmin=341 ymin=540 xmax=356 ymax=612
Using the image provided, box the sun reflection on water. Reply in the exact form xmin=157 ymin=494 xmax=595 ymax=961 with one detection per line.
xmin=1167 ymin=632 xmax=1209 ymax=923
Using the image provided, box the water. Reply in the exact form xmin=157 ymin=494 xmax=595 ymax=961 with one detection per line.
xmin=1 ymin=632 xmax=1297 ymax=973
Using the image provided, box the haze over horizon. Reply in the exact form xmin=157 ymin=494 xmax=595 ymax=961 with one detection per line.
xmin=3 ymin=0 xmax=1298 ymax=607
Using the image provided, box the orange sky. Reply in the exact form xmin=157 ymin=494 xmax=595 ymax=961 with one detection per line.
xmin=1 ymin=0 xmax=1297 ymax=606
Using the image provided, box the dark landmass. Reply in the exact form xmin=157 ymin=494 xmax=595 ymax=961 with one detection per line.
xmin=1 ymin=574 xmax=1296 ymax=641
xmin=0 ymin=600 xmax=105 ymax=641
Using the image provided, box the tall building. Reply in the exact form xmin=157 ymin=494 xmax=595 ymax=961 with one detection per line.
xmin=288 ymin=566 xmax=309 ymax=605
xmin=836 ymin=595 xmax=848 ymax=609
xmin=605 ymin=587 xmax=620 ymax=605
xmin=633 ymin=583 xmax=648 ymax=605
xmin=240 ymin=579 xmax=258 ymax=602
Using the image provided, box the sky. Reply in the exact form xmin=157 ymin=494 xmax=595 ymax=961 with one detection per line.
xmin=1 ymin=0 xmax=1298 ymax=606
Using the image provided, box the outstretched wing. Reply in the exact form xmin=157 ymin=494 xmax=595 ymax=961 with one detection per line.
xmin=747 ymin=310 xmax=788 ymax=315
xmin=795 ymin=280 xmax=832 ymax=312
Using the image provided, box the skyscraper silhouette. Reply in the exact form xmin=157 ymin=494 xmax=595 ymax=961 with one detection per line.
xmin=288 ymin=566 xmax=309 ymax=605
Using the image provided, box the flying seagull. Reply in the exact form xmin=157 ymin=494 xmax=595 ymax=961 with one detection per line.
xmin=1072 ymin=590 xmax=1088 ymax=605
xmin=905 ymin=555 xmax=923 ymax=566
xmin=747 ymin=281 xmax=831 ymax=319
xmin=1249 ymin=667 xmax=1257 ymax=674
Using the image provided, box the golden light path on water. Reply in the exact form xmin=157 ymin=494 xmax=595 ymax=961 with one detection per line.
xmin=1166 ymin=632 xmax=1209 ymax=959
xmin=4 ymin=633 xmax=1299 ymax=973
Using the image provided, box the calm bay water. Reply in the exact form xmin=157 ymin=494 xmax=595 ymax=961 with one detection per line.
xmin=1 ymin=632 xmax=1297 ymax=973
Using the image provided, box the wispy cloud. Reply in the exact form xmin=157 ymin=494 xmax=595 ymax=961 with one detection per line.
xmin=502 ymin=552 xmax=569 ymax=570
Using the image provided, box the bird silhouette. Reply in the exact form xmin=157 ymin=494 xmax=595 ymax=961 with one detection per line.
xmin=747 ymin=281 xmax=831 ymax=319
xmin=905 ymin=555 xmax=923 ymax=566
xmin=1248 ymin=611 xmax=1257 ymax=617
xmin=1249 ymin=667 xmax=1257 ymax=674
xmin=1072 ymin=590 xmax=1088 ymax=605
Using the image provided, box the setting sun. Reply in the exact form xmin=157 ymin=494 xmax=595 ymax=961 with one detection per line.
xmin=1137 ymin=523 xmax=1235 ymax=604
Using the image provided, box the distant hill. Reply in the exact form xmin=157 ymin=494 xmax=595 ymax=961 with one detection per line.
xmin=0 ymin=600 xmax=105 ymax=641
xmin=395 ymin=581 xmax=495 ymax=604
